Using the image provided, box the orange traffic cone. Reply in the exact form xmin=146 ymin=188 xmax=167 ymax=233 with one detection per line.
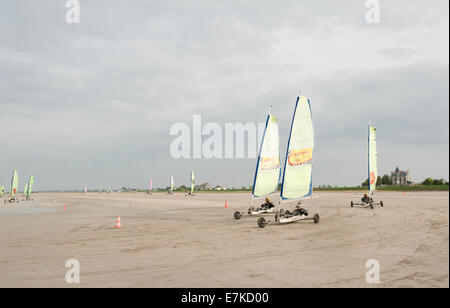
xmin=115 ymin=216 xmax=121 ymax=229
xmin=225 ymin=201 xmax=228 ymax=208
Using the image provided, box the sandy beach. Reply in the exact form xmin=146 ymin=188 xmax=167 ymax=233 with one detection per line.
xmin=0 ymin=191 xmax=448 ymax=288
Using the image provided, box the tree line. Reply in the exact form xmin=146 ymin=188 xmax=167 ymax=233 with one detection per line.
xmin=362 ymin=176 xmax=448 ymax=186
xmin=421 ymin=178 xmax=448 ymax=185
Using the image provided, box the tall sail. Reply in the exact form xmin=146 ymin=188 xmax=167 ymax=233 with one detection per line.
xmin=252 ymin=113 xmax=281 ymax=197
xmin=26 ymin=175 xmax=34 ymax=198
xmin=170 ymin=176 xmax=174 ymax=193
xmin=24 ymin=184 xmax=28 ymax=196
xmin=149 ymin=178 xmax=153 ymax=192
xmin=10 ymin=169 xmax=19 ymax=199
xmin=368 ymin=125 xmax=378 ymax=192
xmin=191 ymin=172 xmax=195 ymax=194
xmin=281 ymin=95 xmax=314 ymax=200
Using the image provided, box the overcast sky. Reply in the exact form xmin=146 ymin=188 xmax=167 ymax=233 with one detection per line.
xmin=0 ymin=0 xmax=448 ymax=191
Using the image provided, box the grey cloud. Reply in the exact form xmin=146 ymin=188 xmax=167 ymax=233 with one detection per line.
xmin=380 ymin=48 xmax=416 ymax=59
xmin=0 ymin=1 xmax=448 ymax=190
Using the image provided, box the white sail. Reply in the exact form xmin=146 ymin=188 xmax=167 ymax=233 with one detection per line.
xmin=368 ymin=125 xmax=378 ymax=192
xmin=191 ymin=172 xmax=195 ymax=194
xmin=252 ymin=113 xmax=281 ymax=197
xmin=170 ymin=176 xmax=174 ymax=193
xmin=280 ymin=95 xmax=314 ymax=200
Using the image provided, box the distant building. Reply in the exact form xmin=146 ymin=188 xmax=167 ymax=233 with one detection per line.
xmin=214 ymin=185 xmax=228 ymax=191
xmin=197 ymin=182 xmax=212 ymax=191
xmin=390 ymin=167 xmax=411 ymax=185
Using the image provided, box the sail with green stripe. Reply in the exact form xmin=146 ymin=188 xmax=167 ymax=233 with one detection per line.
xmin=368 ymin=125 xmax=378 ymax=192
xmin=27 ymin=175 xmax=34 ymax=198
xmin=10 ymin=169 xmax=19 ymax=199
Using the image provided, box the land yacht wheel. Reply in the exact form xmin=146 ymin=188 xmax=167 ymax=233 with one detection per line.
xmin=313 ymin=214 xmax=320 ymax=224
xmin=257 ymin=217 xmax=267 ymax=228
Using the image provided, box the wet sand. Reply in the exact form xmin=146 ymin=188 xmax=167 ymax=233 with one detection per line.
xmin=0 ymin=191 xmax=448 ymax=288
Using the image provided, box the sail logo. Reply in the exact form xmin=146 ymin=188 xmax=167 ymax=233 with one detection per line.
xmin=370 ymin=172 xmax=376 ymax=185
xmin=260 ymin=157 xmax=280 ymax=170
xmin=288 ymin=148 xmax=312 ymax=166
xmin=170 ymin=115 xmax=266 ymax=159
